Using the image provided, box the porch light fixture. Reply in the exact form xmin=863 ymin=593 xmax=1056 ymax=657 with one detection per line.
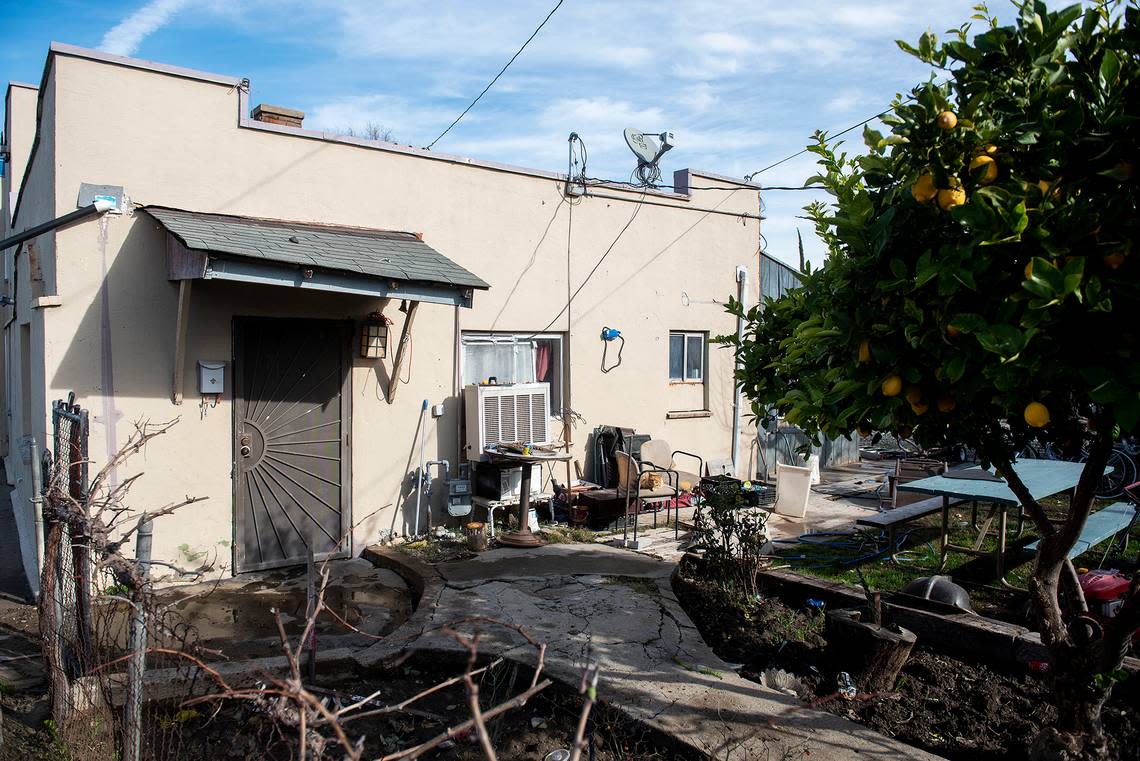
xmin=360 ymin=311 xmax=392 ymax=359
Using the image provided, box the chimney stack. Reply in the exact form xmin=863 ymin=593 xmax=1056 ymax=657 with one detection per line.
xmin=251 ymin=104 xmax=304 ymax=128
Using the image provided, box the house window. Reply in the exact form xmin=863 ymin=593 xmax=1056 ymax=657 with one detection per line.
xmin=461 ymin=332 xmax=564 ymax=415
xmin=669 ymin=331 xmax=705 ymax=382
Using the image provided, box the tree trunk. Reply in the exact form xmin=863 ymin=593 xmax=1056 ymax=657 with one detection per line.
xmin=1029 ymin=652 xmax=1110 ymax=761
xmin=825 ymin=608 xmax=916 ymax=693
xmin=993 ymin=433 xmax=1123 ymax=761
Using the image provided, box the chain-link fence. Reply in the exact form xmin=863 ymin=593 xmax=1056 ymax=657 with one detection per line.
xmin=37 ymin=395 xmax=203 ymax=761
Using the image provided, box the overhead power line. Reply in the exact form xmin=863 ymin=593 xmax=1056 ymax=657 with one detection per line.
xmin=425 ymin=0 xmax=565 ymax=150
xmin=744 ymin=104 xmax=897 ymax=180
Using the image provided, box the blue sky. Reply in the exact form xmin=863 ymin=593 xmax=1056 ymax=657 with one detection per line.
xmin=2 ymin=0 xmax=1034 ymax=266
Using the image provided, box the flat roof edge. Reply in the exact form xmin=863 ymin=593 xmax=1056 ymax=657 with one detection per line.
xmin=49 ymin=42 xmax=243 ymax=87
xmin=6 ymin=82 xmax=39 ymax=92
xmin=686 ymin=169 xmax=761 ymax=189
xmin=239 ymin=117 xmax=691 ymax=201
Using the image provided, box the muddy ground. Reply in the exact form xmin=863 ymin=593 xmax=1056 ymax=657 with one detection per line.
xmin=0 ymin=658 xmax=697 ymax=761
xmin=673 ymin=566 xmax=1140 ymax=761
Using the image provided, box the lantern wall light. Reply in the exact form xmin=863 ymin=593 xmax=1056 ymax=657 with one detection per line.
xmin=360 ymin=311 xmax=393 ymax=359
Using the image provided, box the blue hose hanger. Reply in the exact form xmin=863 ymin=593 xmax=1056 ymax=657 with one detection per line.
xmin=600 ymin=327 xmax=624 ymax=373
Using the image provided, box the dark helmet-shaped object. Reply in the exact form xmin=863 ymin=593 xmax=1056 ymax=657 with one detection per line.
xmin=901 ymin=575 xmax=974 ymax=613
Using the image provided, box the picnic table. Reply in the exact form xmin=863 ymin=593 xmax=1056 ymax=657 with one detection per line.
xmin=897 ymin=459 xmax=1088 ymax=585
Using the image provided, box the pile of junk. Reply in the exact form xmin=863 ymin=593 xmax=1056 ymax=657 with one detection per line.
xmin=569 ymin=425 xmax=780 ymax=530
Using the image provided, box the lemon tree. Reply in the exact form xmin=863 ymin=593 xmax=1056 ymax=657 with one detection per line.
xmin=725 ymin=3 xmax=1137 ymax=757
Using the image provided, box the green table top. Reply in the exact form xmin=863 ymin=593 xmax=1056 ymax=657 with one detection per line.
xmin=896 ymin=459 xmax=1088 ymax=505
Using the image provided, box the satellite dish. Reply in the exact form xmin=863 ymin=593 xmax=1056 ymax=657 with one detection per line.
xmin=623 ymin=128 xmax=675 ymax=185
xmin=624 ymin=128 xmax=660 ymax=165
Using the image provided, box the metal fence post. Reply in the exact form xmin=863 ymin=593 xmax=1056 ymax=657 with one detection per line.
xmin=124 ymin=515 xmax=153 ymax=761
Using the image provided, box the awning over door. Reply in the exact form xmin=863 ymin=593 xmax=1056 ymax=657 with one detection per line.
xmin=144 ymin=205 xmax=488 ymax=308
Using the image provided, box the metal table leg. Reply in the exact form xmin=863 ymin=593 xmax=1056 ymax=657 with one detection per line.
xmin=938 ymin=495 xmax=951 ymax=572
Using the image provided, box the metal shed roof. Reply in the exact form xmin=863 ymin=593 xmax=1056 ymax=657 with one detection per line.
xmin=143 ymin=206 xmax=489 ymax=291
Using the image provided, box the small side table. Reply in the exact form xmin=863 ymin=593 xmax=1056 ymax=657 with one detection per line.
xmin=483 ymin=449 xmax=571 ymax=548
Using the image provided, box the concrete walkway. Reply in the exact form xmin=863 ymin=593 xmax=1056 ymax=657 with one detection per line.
xmin=360 ymin=543 xmax=942 ymax=760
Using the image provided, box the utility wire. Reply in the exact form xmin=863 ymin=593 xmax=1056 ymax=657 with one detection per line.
xmin=582 ymin=176 xmax=822 ymax=192
xmin=744 ymin=104 xmax=897 ymax=180
xmin=425 ymin=0 xmax=565 ymax=149
xmin=745 ymin=81 xmax=953 ymax=180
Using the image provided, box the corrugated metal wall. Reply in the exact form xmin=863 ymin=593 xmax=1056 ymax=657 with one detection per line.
xmin=759 ymin=252 xmax=802 ymax=303
xmin=750 ymin=252 xmax=860 ymax=474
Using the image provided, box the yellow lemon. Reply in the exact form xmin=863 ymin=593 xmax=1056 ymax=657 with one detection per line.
xmin=911 ymin=174 xmax=938 ymax=203
xmin=938 ymin=187 xmax=966 ymax=210
xmin=983 ymin=144 xmax=999 ymax=155
xmin=1024 ymin=260 xmax=1034 ymax=279
xmin=969 ymin=155 xmax=998 ymax=184
xmin=1103 ymin=251 xmax=1126 ymax=270
xmin=946 ymin=324 xmax=961 ymax=339
xmin=858 ymin=340 xmax=871 ymax=363
xmin=1024 ymin=402 xmax=1051 ymax=428
xmin=936 ymin=111 xmax=958 ymax=130
xmin=936 ymin=394 xmax=956 ymax=413
xmin=910 ymin=400 xmax=930 ymax=416
xmin=881 ymin=375 xmax=904 ymax=397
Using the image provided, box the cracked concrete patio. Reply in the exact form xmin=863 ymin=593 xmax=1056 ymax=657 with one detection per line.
xmin=359 ymin=543 xmax=942 ymax=760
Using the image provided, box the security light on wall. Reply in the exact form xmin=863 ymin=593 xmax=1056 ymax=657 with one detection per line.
xmin=360 ymin=312 xmax=392 ymax=359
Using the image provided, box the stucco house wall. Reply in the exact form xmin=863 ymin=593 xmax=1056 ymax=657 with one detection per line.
xmin=5 ymin=44 xmax=762 ymax=577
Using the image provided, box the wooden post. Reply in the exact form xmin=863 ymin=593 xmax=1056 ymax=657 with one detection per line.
xmin=171 ymin=279 xmax=193 ymax=405
xmin=386 ymin=301 xmax=419 ymax=404
xmin=305 ymin=549 xmax=316 ymax=682
xmin=825 ymin=608 xmax=916 ymax=693
xmin=124 ymin=516 xmax=153 ymax=761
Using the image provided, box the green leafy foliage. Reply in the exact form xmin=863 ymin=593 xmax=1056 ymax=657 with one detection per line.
xmin=726 ymin=0 xmax=1140 ymax=456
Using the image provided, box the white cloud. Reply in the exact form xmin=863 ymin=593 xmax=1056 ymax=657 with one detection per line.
xmin=99 ymin=0 xmax=190 ymax=56
xmin=826 ymin=89 xmax=863 ymax=113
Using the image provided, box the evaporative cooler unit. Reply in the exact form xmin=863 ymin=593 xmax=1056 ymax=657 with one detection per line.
xmin=464 ymin=382 xmax=552 ymax=461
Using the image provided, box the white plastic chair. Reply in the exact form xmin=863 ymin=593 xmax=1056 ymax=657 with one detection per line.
xmin=774 ymin=462 xmax=813 ymax=519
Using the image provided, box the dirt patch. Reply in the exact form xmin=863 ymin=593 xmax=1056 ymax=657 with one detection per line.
xmin=0 ymin=662 xmax=696 ymax=760
xmin=673 ymin=564 xmax=1140 ymax=761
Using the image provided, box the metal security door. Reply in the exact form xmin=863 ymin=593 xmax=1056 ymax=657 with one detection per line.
xmin=233 ymin=318 xmax=352 ymax=572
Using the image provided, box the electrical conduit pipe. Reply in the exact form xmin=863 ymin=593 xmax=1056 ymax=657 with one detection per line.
xmin=731 ymin=265 xmax=748 ymax=475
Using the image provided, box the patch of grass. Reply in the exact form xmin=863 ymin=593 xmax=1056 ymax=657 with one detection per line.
xmin=764 ymin=601 xmax=825 ymax=644
xmin=774 ymin=497 xmax=1137 ymax=621
xmin=672 ymin=657 xmax=723 ymax=679
xmin=395 ymin=539 xmax=473 ymax=564
xmin=538 ymin=525 xmax=599 ymax=544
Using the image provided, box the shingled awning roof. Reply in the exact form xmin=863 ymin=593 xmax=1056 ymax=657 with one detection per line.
xmin=144 ymin=206 xmax=488 ymax=307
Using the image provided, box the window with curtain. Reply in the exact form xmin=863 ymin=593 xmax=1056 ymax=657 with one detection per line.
xmin=462 ymin=333 xmax=563 ymax=415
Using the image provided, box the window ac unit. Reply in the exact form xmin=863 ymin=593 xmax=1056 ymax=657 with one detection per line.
xmin=464 ymin=382 xmax=551 ymax=461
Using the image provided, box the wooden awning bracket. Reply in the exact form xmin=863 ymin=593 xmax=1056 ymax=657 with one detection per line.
xmin=386 ymin=300 xmax=419 ymax=404
xmin=171 ymin=279 xmax=193 ymax=404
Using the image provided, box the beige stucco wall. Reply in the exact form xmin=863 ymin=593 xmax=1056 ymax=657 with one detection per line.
xmin=3 ymin=74 xmax=58 ymax=593
xmin=25 ymin=49 xmax=759 ymax=573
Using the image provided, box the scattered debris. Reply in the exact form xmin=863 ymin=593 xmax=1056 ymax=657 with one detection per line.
xmin=761 ymin=668 xmax=809 ymax=699
xmin=837 ymin=671 xmax=857 ymax=700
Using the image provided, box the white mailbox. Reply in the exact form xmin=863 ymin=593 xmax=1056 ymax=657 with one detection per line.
xmin=197 ymin=361 xmax=226 ymax=395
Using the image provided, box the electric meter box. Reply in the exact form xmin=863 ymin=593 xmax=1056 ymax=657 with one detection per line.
xmin=197 ymin=361 xmax=226 ymax=395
